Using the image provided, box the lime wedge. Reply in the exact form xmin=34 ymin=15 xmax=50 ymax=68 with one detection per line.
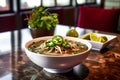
xmin=82 ymin=33 xmax=90 ymax=40
xmin=100 ymin=36 xmax=108 ymax=43
xmin=90 ymin=32 xmax=101 ymax=42
xmin=66 ymin=29 xmax=78 ymax=37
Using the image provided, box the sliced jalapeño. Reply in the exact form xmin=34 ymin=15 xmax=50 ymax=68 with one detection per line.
xmin=52 ymin=35 xmax=63 ymax=45
xmin=46 ymin=40 xmax=55 ymax=47
xmin=62 ymin=41 xmax=71 ymax=49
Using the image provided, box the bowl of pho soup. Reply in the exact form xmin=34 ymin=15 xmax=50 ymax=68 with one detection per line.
xmin=25 ymin=35 xmax=92 ymax=73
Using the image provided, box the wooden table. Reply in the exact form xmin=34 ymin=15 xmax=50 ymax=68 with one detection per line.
xmin=0 ymin=25 xmax=120 ymax=80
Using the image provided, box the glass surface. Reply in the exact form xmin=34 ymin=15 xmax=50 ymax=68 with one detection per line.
xmin=0 ymin=32 xmax=11 ymax=53
xmin=42 ymin=0 xmax=55 ymax=7
xmin=0 ymin=0 xmax=10 ymax=11
xmin=57 ymin=0 xmax=70 ymax=6
xmin=77 ymin=0 xmax=86 ymax=4
xmin=96 ymin=0 xmax=101 ymax=4
xmin=0 ymin=32 xmax=11 ymax=80
xmin=20 ymin=0 xmax=41 ymax=9
xmin=77 ymin=0 xmax=96 ymax=4
xmin=21 ymin=29 xmax=32 ymax=50
xmin=86 ymin=0 xmax=96 ymax=3
xmin=20 ymin=0 xmax=71 ymax=8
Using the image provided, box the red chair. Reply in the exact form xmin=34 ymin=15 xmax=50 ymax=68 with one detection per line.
xmin=0 ymin=13 xmax=16 ymax=32
xmin=77 ymin=6 xmax=120 ymax=32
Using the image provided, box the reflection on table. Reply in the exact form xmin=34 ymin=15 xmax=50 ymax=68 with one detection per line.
xmin=0 ymin=24 xmax=120 ymax=80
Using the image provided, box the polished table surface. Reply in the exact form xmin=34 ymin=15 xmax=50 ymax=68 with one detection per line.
xmin=0 ymin=25 xmax=120 ymax=80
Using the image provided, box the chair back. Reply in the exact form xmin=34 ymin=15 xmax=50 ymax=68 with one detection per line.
xmin=77 ymin=6 xmax=120 ymax=32
xmin=0 ymin=13 xmax=16 ymax=32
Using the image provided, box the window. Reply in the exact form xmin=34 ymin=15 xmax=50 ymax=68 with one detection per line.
xmin=86 ymin=0 xmax=96 ymax=3
xmin=77 ymin=0 xmax=86 ymax=4
xmin=42 ymin=0 xmax=55 ymax=7
xmin=56 ymin=0 xmax=70 ymax=6
xmin=42 ymin=0 xmax=71 ymax=7
xmin=20 ymin=0 xmax=71 ymax=10
xmin=20 ymin=0 xmax=41 ymax=9
xmin=0 ymin=0 xmax=98 ymax=13
xmin=0 ymin=0 xmax=10 ymax=11
xmin=76 ymin=0 xmax=96 ymax=5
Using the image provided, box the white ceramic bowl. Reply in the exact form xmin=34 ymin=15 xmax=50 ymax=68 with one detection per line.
xmin=25 ymin=36 xmax=92 ymax=73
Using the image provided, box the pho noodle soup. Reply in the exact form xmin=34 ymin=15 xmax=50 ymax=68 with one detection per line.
xmin=28 ymin=35 xmax=88 ymax=56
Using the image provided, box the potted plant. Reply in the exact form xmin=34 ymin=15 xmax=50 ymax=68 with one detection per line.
xmin=25 ymin=6 xmax=59 ymax=38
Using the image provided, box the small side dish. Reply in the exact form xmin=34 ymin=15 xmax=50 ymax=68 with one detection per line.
xmin=80 ymin=32 xmax=117 ymax=51
xmin=81 ymin=32 xmax=108 ymax=43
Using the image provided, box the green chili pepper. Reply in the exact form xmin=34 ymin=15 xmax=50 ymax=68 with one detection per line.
xmin=46 ymin=40 xmax=55 ymax=47
xmin=52 ymin=35 xmax=63 ymax=45
xmin=62 ymin=41 xmax=71 ymax=49
xmin=70 ymin=52 xmax=77 ymax=55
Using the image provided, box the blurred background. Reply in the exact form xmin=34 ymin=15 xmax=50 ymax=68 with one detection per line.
xmin=0 ymin=0 xmax=120 ymax=32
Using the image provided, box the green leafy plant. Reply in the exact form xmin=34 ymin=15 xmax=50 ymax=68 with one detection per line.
xmin=25 ymin=6 xmax=59 ymax=30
